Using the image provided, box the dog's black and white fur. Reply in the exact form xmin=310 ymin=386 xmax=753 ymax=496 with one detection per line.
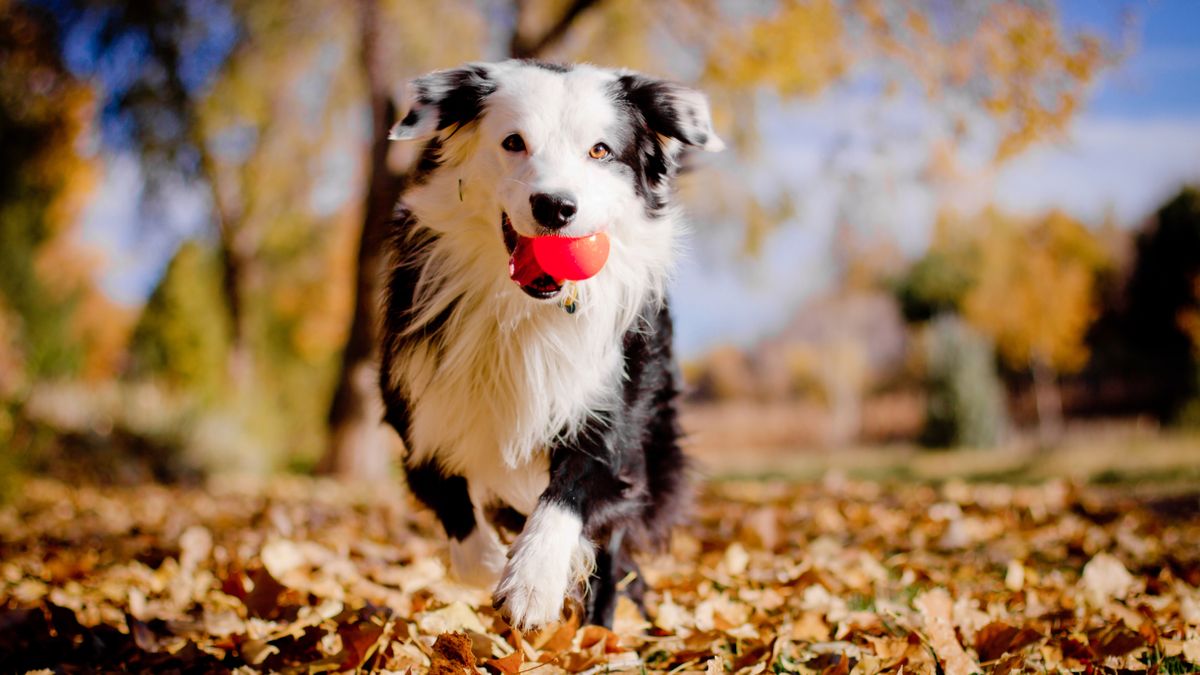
xmin=378 ymin=60 xmax=722 ymax=630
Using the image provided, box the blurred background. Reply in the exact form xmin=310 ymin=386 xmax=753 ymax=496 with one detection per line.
xmin=2 ymin=0 xmax=1198 ymax=494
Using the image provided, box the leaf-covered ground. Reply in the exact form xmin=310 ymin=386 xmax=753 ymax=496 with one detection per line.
xmin=2 ymin=476 xmax=1199 ymax=674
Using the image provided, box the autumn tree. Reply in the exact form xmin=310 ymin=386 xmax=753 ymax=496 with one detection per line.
xmin=0 ymin=2 xmax=106 ymax=381
xmin=961 ymin=209 xmax=1109 ymax=442
xmin=42 ymin=0 xmax=257 ymax=381
xmin=690 ymin=0 xmax=1108 ymax=255
xmin=895 ymin=208 xmax=1110 ymax=444
xmin=0 ymin=1 xmax=137 ymax=490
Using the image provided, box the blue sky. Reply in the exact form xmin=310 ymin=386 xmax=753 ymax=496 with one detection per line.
xmin=78 ymin=1 xmax=1200 ymax=358
xmin=1065 ymin=0 xmax=1200 ymax=117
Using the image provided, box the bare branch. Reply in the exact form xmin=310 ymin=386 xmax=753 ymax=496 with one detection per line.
xmin=509 ymin=0 xmax=601 ymax=59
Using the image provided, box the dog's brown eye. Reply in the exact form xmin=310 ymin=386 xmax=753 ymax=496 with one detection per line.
xmin=502 ymin=133 xmax=526 ymax=152
xmin=588 ymin=143 xmax=611 ymax=160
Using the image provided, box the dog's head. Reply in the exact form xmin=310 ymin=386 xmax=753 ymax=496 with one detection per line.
xmin=390 ymin=60 xmax=723 ymax=301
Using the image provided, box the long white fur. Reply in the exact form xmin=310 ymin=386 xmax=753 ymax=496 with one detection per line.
xmin=494 ymin=502 xmax=594 ymax=629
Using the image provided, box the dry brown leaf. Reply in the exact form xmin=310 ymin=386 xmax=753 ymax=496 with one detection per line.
xmin=429 ymin=632 xmax=476 ymax=674
xmin=973 ymin=621 xmax=1042 ymax=662
xmin=536 ymin=616 xmax=579 ymax=654
xmin=417 ymin=601 xmax=488 ymax=635
xmin=992 ymin=652 xmax=1025 ymax=675
xmin=486 ymin=649 xmax=523 ymax=674
xmin=579 ymin=624 xmax=622 ymax=653
xmin=914 ymin=588 xmax=980 ymax=675
xmin=1087 ymin=622 xmax=1146 ymax=659
xmin=791 ymin=611 xmax=831 ymax=642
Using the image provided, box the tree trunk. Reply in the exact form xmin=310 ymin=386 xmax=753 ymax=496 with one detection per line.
xmin=320 ymin=0 xmax=404 ymax=479
xmin=320 ymin=0 xmax=603 ymax=479
xmin=1031 ymin=356 xmax=1063 ymax=448
xmin=509 ymin=0 xmax=599 ymax=59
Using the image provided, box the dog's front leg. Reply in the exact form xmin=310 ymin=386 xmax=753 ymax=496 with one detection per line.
xmin=492 ymin=496 xmax=593 ymax=630
xmin=405 ymin=460 xmax=507 ymax=586
xmin=493 ymin=427 xmax=639 ymax=630
xmin=449 ymin=505 xmax=509 ymax=587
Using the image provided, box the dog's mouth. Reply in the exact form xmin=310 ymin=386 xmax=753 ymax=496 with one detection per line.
xmin=503 ymin=212 xmax=563 ymax=299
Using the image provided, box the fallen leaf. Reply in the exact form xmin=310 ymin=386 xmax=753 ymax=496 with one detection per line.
xmin=974 ymin=621 xmax=1042 ymax=662
xmin=486 ymin=649 xmax=523 ymax=674
xmin=260 ymin=538 xmax=306 ymax=579
xmin=418 ymin=601 xmax=487 ymax=635
xmin=1005 ymin=560 xmax=1025 ymax=591
xmin=914 ymin=588 xmax=979 ymax=675
xmin=1081 ymin=552 xmax=1135 ymax=604
xmin=1087 ymin=622 xmax=1145 ymax=658
xmin=430 ymin=632 xmax=476 ymax=674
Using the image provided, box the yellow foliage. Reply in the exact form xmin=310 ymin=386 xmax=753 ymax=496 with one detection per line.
xmin=854 ymin=1 xmax=1105 ymax=161
xmin=652 ymin=1 xmax=1107 ymax=251
xmin=704 ymin=0 xmax=849 ymax=97
xmin=958 ymin=209 xmax=1109 ymax=374
xmin=30 ymin=87 xmax=100 ymax=302
xmin=564 ymin=0 xmax=655 ymax=69
xmin=976 ymin=5 xmax=1104 ymax=160
xmin=20 ymin=64 xmax=128 ymax=381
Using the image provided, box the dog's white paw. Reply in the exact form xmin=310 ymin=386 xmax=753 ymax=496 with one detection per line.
xmin=492 ymin=503 xmax=593 ymax=630
xmin=449 ymin=525 xmax=508 ymax=588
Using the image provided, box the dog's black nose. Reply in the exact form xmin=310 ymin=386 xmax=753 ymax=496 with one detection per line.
xmin=530 ymin=192 xmax=577 ymax=230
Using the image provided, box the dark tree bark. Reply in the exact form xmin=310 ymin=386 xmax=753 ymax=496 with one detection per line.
xmin=320 ymin=0 xmax=405 ymax=478
xmin=509 ymin=0 xmax=600 ymax=59
xmin=320 ymin=0 xmax=603 ymax=479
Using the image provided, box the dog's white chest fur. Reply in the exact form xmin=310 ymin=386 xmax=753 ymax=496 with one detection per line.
xmin=395 ymin=275 xmax=624 ymax=511
xmin=388 ymin=207 xmax=667 ymax=513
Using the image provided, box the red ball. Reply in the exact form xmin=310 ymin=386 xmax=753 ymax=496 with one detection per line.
xmin=531 ymin=232 xmax=611 ymax=281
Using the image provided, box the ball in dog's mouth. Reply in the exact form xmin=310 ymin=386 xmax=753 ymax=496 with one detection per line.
xmin=503 ymin=212 xmax=611 ymax=300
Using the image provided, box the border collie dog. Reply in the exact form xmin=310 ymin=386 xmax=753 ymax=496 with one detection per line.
xmin=378 ymin=60 xmax=722 ymax=630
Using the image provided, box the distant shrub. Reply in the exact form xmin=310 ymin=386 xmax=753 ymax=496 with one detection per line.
xmin=921 ymin=315 xmax=1008 ymax=448
xmin=127 ymin=242 xmax=230 ymax=397
xmin=893 ymin=250 xmax=975 ymax=323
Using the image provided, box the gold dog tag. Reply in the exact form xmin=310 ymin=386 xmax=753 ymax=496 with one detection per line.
xmin=559 ymin=281 xmax=579 ymax=314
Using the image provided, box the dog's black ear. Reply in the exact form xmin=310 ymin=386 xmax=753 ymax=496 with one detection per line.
xmin=389 ymin=64 xmax=497 ymax=141
xmin=616 ymin=73 xmax=724 ymax=152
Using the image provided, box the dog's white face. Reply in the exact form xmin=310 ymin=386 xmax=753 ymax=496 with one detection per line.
xmin=485 ymin=66 xmax=636 ymax=242
xmin=390 ymin=60 xmax=723 ymax=300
